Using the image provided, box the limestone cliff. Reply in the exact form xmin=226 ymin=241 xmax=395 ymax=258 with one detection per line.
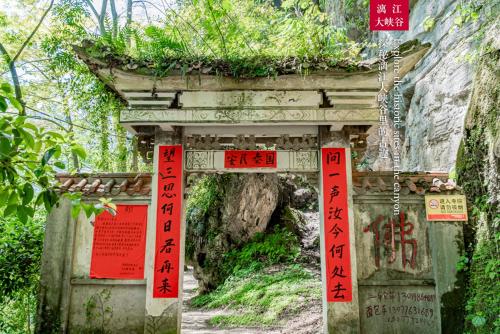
xmin=368 ymin=0 xmax=498 ymax=171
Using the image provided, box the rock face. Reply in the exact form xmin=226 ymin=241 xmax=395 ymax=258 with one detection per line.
xmin=187 ymin=174 xmax=280 ymax=293
xmin=366 ymin=0 xmax=498 ymax=171
xmin=221 ymin=174 xmax=279 ymax=243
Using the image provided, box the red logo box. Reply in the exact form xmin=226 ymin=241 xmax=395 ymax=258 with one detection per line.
xmin=370 ymin=0 xmax=409 ymax=31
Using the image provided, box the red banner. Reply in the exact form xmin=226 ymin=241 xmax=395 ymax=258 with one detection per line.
xmin=153 ymin=145 xmax=183 ymax=298
xmin=90 ymin=204 xmax=148 ymax=279
xmin=370 ymin=0 xmax=409 ymax=31
xmin=224 ymin=150 xmax=277 ymax=168
xmin=321 ymin=148 xmax=352 ymax=302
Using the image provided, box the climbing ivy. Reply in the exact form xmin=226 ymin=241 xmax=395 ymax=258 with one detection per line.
xmin=456 ymin=42 xmax=499 ymax=333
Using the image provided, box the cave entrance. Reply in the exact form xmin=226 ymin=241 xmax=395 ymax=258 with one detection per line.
xmin=180 ymin=171 xmax=324 ymax=332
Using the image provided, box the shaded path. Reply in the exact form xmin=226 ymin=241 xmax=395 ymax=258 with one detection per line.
xmin=181 ymin=267 xmax=275 ymax=334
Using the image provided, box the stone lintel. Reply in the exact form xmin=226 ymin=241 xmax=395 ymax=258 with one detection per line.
xmin=185 ymin=150 xmax=318 ymax=173
xmin=120 ymin=108 xmax=378 ymax=126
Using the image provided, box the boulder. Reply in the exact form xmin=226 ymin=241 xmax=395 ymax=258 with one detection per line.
xmin=186 ymin=174 xmax=279 ymax=293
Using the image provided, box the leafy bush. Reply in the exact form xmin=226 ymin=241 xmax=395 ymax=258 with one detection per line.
xmin=71 ymin=0 xmax=362 ymax=77
xmin=222 ymin=226 xmax=301 ymax=277
xmin=0 ymin=215 xmax=44 ymax=333
xmin=463 ymin=231 xmax=500 ymax=333
xmin=0 ymin=216 xmax=43 ymax=303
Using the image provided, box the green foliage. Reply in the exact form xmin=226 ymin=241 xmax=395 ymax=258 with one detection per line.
xmin=72 ymin=0 xmax=362 ymax=77
xmin=0 ymin=215 xmax=43 ymax=304
xmin=463 ymin=233 xmax=500 ymax=333
xmin=185 ymin=175 xmax=225 ymax=260
xmin=0 ymin=81 xmax=64 ymax=217
xmin=0 ymin=214 xmax=43 ymax=334
xmin=456 ymin=44 xmax=499 ymax=334
xmin=0 ymin=81 xmax=115 ymax=220
xmin=452 ymin=1 xmax=482 ymax=29
xmin=0 ymin=288 xmax=38 ymax=334
xmin=423 ymin=16 xmax=436 ymax=32
xmin=187 ymin=175 xmax=223 ymax=219
xmin=191 ymin=265 xmax=320 ymax=327
xmin=222 ymin=226 xmax=301 ymax=277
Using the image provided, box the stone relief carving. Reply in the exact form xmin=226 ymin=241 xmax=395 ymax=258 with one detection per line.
xmin=186 ymin=135 xmax=221 ymax=150
xmin=276 ymin=134 xmax=317 ymax=150
xmin=185 ymin=151 xmax=214 ymax=169
xmin=121 ymin=108 xmax=378 ymax=124
xmin=232 ymin=135 xmax=257 ymax=150
xmin=292 ymin=151 xmax=319 ymax=170
xmin=185 ymin=135 xmax=317 ymax=150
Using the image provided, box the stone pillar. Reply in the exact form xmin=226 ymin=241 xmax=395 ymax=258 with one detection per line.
xmin=36 ymin=198 xmax=75 ymax=333
xmin=318 ymin=127 xmax=361 ymax=333
xmin=144 ymin=128 xmax=185 ymax=334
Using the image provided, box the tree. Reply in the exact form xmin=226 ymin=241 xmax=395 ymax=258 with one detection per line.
xmin=0 ymin=0 xmax=54 ymax=115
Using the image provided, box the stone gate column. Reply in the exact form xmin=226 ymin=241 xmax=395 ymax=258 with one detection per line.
xmin=144 ymin=128 xmax=186 ymax=334
xmin=319 ymin=127 xmax=361 ymax=333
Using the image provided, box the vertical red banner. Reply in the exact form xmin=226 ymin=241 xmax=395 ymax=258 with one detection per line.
xmin=321 ymin=148 xmax=352 ymax=302
xmin=153 ymin=145 xmax=183 ymax=298
xmin=370 ymin=0 xmax=409 ymax=31
xmin=90 ymin=204 xmax=148 ymax=279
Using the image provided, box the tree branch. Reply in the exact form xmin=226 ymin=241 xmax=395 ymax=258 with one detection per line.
xmin=109 ymin=0 xmax=119 ymax=38
xmin=12 ymin=0 xmax=55 ymax=63
xmin=0 ymin=42 xmax=25 ymax=115
xmin=99 ymin=0 xmax=109 ymax=36
xmin=84 ymin=0 xmax=100 ymax=20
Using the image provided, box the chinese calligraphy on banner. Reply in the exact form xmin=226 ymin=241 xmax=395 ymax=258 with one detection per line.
xmin=153 ymin=145 xmax=183 ymax=298
xmin=370 ymin=0 xmax=409 ymax=31
xmin=224 ymin=150 xmax=277 ymax=168
xmin=90 ymin=204 xmax=148 ymax=279
xmin=321 ymin=148 xmax=352 ymax=302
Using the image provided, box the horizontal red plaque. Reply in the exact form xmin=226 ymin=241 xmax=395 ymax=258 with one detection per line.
xmin=321 ymin=148 xmax=352 ymax=302
xmin=90 ymin=204 xmax=148 ymax=279
xmin=224 ymin=150 xmax=277 ymax=168
xmin=153 ymin=145 xmax=183 ymax=298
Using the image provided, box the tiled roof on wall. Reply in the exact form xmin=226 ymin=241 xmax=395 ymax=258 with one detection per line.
xmin=352 ymin=172 xmax=461 ymax=195
xmin=57 ymin=173 xmax=152 ymax=197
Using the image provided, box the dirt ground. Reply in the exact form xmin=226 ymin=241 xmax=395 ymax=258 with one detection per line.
xmin=181 ymin=267 xmax=323 ymax=334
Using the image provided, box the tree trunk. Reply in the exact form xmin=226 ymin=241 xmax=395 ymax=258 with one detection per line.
xmin=326 ymin=0 xmax=346 ymax=27
xmin=99 ymin=109 xmax=111 ymax=171
xmin=112 ymin=108 xmax=127 ymax=172
xmin=131 ymin=136 xmax=139 ymax=172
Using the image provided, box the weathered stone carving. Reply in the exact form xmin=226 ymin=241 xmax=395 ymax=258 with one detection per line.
xmin=186 ymin=135 xmax=221 ymax=150
xmin=231 ymin=135 xmax=257 ymax=150
xmin=120 ymin=108 xmax=378 ymax=124
xmin=276 ymin=134 xmax=317 ymax=150
xmin=185 ymin=151 xmax=214 ymax=169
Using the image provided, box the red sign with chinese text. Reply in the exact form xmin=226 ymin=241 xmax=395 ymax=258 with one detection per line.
xmin=321 ymin=148 xmax=352 ymax=302
xmin=153 ymin=145 xmax=183 ymax=298
xmin=224 ymin=150 xmax=277 ymax=168
xmin=370 ymin=0 xmax=409 ymax=31
xmin=90 ymin=204 xmax=148 ymax=279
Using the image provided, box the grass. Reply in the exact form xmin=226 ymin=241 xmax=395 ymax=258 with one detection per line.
xmin=190 ymin=264 xmax=321 ymax=327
